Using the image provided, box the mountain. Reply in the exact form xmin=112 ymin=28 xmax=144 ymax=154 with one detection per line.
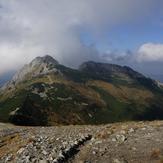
xmin=0 ymin=55 xmax=163 ymax=126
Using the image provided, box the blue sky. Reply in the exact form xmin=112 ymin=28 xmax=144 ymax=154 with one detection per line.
xmin=81 ymin=18 xmax=163 ymax=53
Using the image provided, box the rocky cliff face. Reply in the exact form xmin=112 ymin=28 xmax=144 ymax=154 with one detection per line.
xmin=0 ymin=55 xmax=163 ymax=126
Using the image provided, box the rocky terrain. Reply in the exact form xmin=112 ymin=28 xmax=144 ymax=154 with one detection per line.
xmin=1 ymin=121 xmax=163 ymax=163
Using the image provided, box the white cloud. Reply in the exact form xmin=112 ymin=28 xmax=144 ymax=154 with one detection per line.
xmin=0 ymin=0 xmax=162 ymax=75
xmin=137 ymin=43 xmax=163 ymax=62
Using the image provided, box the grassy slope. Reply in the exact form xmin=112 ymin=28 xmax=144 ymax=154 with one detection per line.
xmin=0 ymin=65 xmax=163 ymax=125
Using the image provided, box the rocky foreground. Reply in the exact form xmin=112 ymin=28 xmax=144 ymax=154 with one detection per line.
xmin=0 ymin=121 xmax=163 ymax=163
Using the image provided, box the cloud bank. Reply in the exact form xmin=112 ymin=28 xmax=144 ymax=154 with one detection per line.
xmin=137 ymin=43 xmax=163 ymax=62
xmin=0 ymin=0 xmax=163 ymax=75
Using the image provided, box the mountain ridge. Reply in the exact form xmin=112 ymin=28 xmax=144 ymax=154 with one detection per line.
xmin=0 ymin=55 xmax=163 ymax=126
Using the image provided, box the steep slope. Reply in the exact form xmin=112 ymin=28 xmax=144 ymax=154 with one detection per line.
xmin=0 ymin=55 xmax=163 ymax=126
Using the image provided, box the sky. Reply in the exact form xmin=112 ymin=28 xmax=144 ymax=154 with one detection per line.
xmin=0 ymin=0 xmax=163 ymax=78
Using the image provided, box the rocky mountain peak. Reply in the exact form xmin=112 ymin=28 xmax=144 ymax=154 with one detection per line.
xmin=1 ymin=55 xmax=59 ymax=89
xmin=30 ymin=55 xmax=59 ymax=67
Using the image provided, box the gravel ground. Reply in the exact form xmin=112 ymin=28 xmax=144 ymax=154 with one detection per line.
xmin=0 ymin=121 xmax=163 ymax=163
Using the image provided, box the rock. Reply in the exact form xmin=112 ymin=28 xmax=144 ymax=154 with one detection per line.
xmin=95 ymin=140 xmax=102 ymax=144
xmin=141 ymin=128 xmax=146 ymax=131
xmin=92 ymin=151 xmax=96 ymax=155
xmin=24 ymin=155 xmax=30 ymax=162
xmin=17 ymin=148 xmax=25 ymax=154
xmin=53 ymin=158 xmax=58 ymax=163
xmin=42 ymin=150 xmax=48 ymax=155
xmin=128 ymin=128 xmax=134 ymax=133
xmin=5 ymin=154 xmax=13 ymax=162
xmin=113 ymin=158 xmax=127 ymax=163
xmin=116 ymin=135 xmax=127 ymax=143
xmin=39 ymin=159 xmax=48 ymax=163
xmin=131 ymin=147 xmax=137 ymax=151
xmin=113 ymin=158 xmax=122 ymax=163
xmin=120 ymin=130 xmax=126 ymax=134
xmin=74 ymin=140 xmax=78 ymax=145
xmin=112 ymin=138 xmax=117 ymax=142
xmin=58 ymin=152 xmax=64 ymax=159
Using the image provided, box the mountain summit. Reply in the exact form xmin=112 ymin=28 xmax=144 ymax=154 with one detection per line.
xmin=29 ymin=55 xmax=57 ymax=68
xmin=14 ymin=55 xmax=59 ymax=80
xmin=2 ymin=55 xmax=60 ymax=90
xmin=0 ymin=55 xmax=163 ymax=125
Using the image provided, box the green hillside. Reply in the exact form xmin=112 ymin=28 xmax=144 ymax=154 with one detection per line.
xmin=0 ymin=55 xmax=163 ymax=125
